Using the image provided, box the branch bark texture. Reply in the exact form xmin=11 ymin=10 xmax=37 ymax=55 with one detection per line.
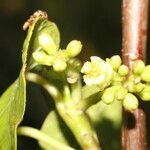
xmin=122 ymin=0 xmax=149 ymax=150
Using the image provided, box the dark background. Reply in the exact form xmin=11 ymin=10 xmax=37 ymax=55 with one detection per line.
xmin=0 ymin=0 xmax=150 ymax=149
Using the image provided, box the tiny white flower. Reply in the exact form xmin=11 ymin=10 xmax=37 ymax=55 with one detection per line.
xmin=81 ymin=56 xmax=113 ymax=90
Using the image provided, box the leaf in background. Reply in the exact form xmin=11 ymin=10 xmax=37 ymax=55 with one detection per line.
xmin=0 ymin=67 xmax=26 ymax=150
xmin=39 ymin=110 xmax=70 ymax=150
xmin=0 ymin=10 xmax=60 ymax=150
xmin=87 ymin=100 xmax=122 ymax=150
xmin=39 ymin=110 xmax=81 ymax=150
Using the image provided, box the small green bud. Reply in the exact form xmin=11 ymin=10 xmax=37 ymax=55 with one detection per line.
xmin=132 ymin=60 xmax=145 ymax=75
xmin=113 ymin=72 xmax=125 ymax=82
xmin=118 ymin=65 xmax=129 ymax=76
xmin=32 ymin=51 xmax=53 ymax=66
xmin=141 ymin=65 xmax=150 ymax=82
xmin=115 ymin=86 xmax=128 ymax=100
xmin=140 ymin=90 xmax=150 ymax=101
xmin=135 ymin=83 xmax=145 ymax=93
xmin=123 ymin=93 xmax=139 ymax=111
xmin=125 ymin=81 xmax=135 ymax=93
xmin=53 ymin=59 xmax=67 ymax=72
xmin=38 ymin=33 xmax=57 ymax=55
xmin=66 ymin=59 xmax=82 ymax=84
xmin=139 ymin=84 xmax=150 ymax=101
xmin=101 ymin=87 xmax=115 ymax=104
xmin=128 ymin=74 xmax=135 ymax=82
xmin=134 ymin=76 xmax=141 ymax=84
xmin=67 ymin=59 xmax=82 ymax=72
xmin=66 ymin=40 xmax=82 ymax=57
xmin=109 ymin=55 xmax=122 ymax=71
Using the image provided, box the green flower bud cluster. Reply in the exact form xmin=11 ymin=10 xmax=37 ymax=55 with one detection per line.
xmin=101 ymin=85 xmax=138 ymax=111
xmin=81 ymin=55 xmax=128 ymax=93
xmin=106 ymin=55 xmax=128 ymax=86
xmin=101 ymin=85 xmax=127 ymax=104
xmin=32 ymin=33 xmax=82 ymax=72
xmin=81 ymin=55 xmax=150 ymax=111
xmin=100 ymin=85 xmax=138 ymax=111
xmin=123 ymin=60 xmax=150 ymax=102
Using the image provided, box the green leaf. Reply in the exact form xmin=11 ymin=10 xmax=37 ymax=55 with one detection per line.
xmin=0 ymin=11 xmax=60 ymax=150
xmin=80 ymin=85 xmax=100 ymax=109
xmin=39 ymin=110 xmax=82 ymax=150
xmin=87 ymin=100 xmax=122 ymax=150
xmin=39 ymin=110 xmax=70 ymax=150
xmin=39 ymin=111 xmax=69 ymax=149
xmin=0 ymin=69 xmax=26 ymax=150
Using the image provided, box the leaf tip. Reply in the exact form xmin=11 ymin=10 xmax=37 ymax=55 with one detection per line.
xmin=23 ymin=10 xmax=48 ymax=30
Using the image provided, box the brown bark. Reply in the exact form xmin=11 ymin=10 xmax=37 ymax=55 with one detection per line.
xmin=122 ymin=0 xmax=149 ymax=150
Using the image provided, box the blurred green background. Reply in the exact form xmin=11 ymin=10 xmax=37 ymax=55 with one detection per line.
xmin=0 ymin=0 xmax=150 ymax=149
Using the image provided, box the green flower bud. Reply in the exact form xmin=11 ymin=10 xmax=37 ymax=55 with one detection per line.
xmin=115 ymin=86 xmax=128 ymax=100
xmin=134 ymin=76 xmax=141 ymax=84
xmin=38 ymin=33 xmax=57 ymax=55
xmin=125 ymin=81 xmax=135 ymax=93
xmin=53 ymin=59 xmax=67 ymax=72
xmin=112 ymin=72 xmax=125 ymax=83
xmin=139 ymin=84 xmax=150 ymax=101
xmin=132 ymin=60 xmax=145 ymax=75
xmin=135 ymin=83 xmax=145 ymax=93
xmin=109 ymin=55 xmax=122 ymax=71
xmin=32 ymin=51 xmax=53 ymax=66
xmin=66 ymin=40 xmax=82 ymax=57
xmin=81 ymin=56 xmax=113 ymax=90
xmin=139 ymin=90 xmax=150 ymax=101
xmin=101 ymin=87 xmax=115 ymax=104
xmin=128 ymin=74 xmax=135 ymax=82
xmin=67 ymin=59 xmax=82 ymax=84
xmin=118 ymin=65 xmax=129 ymax=76
xmin=123 ymin=93 xmax=139 ymax=111
xmin=141 ymin=65 xmax=150 ymax=82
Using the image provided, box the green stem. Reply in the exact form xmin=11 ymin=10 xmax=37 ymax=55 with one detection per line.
xmin=26 ymin=72 xmax=101 ymax=149
xmin=26 ymin=72 xmax=62 ymax=102
xmin=63 ymin=85 xmax=72 ymax=103
xmin=17 ymin=126 xmax=75 ymax=150
xmin=55 ymin=86 xmax=101 ymax=150
xmin=71 ymin=80 xmax=81 ymax=104
xmin=56 ymin=102 xmax=101 ymax=150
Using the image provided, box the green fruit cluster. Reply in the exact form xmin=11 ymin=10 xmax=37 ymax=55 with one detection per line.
xmin=82 ymin=56 xmax=150 ymax=111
